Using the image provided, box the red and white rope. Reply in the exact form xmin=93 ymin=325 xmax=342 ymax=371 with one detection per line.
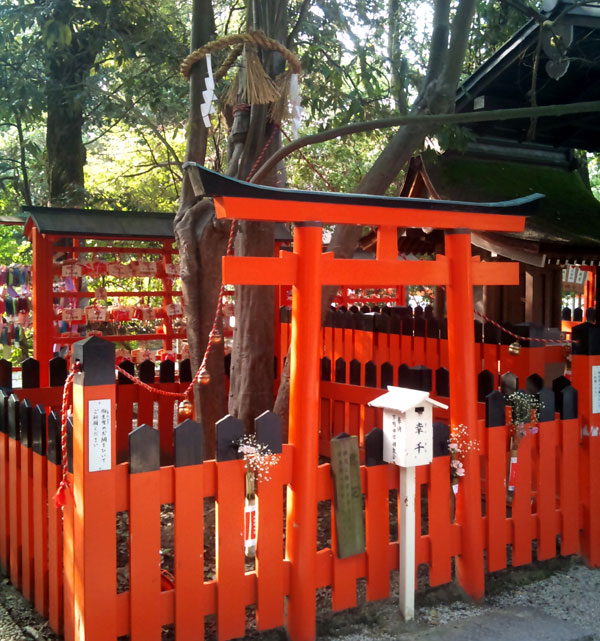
xmin=474 ymin=310 xmax=575 ymax=345
xmin=55 ymin=363 xmax=80 ymax=508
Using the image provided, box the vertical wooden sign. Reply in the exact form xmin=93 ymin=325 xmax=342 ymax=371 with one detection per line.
xmin=330 ymin=435 xmax=365 ymax=559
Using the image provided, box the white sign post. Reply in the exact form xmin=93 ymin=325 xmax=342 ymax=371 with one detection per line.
xmin=369 ymin=386 xmax=448 ymax=621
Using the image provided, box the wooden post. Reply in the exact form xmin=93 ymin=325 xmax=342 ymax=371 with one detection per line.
xmin=398 ymin=465 xmax=416 ymax=620
xmin=286 ymin=223 xmax=322 ymax=641
xmin=32 ymin=227 xmax=54 ymax=385
xmin=68 ymin=337 xmax=117 ymax=641
xmin=444 ymin=231 xmax=485 ymax=600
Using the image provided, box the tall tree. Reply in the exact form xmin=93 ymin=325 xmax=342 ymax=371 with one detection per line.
xmin=0 ymin=0 xmax=188 ymax=207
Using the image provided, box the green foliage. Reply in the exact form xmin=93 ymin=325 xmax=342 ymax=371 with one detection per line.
xmin=0 ymin=224 xmax=31 ymax=266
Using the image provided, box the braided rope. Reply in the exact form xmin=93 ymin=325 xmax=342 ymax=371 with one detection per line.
xmin=474 ymin=309 xmax=576 ymax=345
xmin=181 ymin=31 xmax=301 ymax=80
xmin=55 ymin=363 xmax=80 ymax=508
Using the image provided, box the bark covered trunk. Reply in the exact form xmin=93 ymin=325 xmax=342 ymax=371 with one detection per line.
xmin=175 ymin=0 xmax=225 ymax=459
xmin=46 ymin=39 xmax=95 ymax=205
xmin=226 ymin=1 xmax=287 ymax=432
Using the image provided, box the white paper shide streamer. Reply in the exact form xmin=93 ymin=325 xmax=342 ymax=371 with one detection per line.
xmin=289 ymin=73 xmax=302 ymax=139
xmin=201 ymin=53 xmax=216 ymax=128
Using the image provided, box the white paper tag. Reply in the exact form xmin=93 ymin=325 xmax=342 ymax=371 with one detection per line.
xmin=89 ymin=399 xmax=111 ymax=472
xmin=592 ymin=366 xmax=600 ymax=415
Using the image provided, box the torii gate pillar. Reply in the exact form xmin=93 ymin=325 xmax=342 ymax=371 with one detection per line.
xmin=445 ymin=230 xmax=483 ymax=597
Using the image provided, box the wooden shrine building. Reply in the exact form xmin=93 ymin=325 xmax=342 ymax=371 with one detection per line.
xmin=377 ymin=0 xmax=600 ymax=328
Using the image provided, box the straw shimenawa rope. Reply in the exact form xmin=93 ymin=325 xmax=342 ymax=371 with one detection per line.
xmin=180 ymin=30 xmax=302 ymax=80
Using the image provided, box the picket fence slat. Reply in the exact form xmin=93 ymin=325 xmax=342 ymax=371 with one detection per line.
xmin=63 ymin=474 xmax=74 ymax=641
xmin=129 ymin=425 xmax=162 ymax=641
xmin=20 ymin=402 xmax=34 ymax=602
xmin=536 ymin=420 xmax=559 ymax=561
xmin=586 ymin=434 xmax=600 ymax=565
xmin=428 ymin=457 xmax=453 ymax=586
xmin=364 ymin=464 xmax=391 ymax=601
xmin=486 ymin=426 xmax=508 ymax=572
xmin=8 ymin=426 xmax=21 ymax=588
xmin=47 ymin=458 xmax=63 ymax=634
xmin=255 ymin=446 xmax=288 ymax=631
xmin=511 ymin=434 xmax=534 ymax=566
xmin=0 ymin=428 xmax=8 ymax=573
xmin=560 ymin=418 xmax=580 ymax=556
xmin=216 ymin=459 xmax=246 ymax=641
xmin=174 ymin=461 xmax=205 ymax=641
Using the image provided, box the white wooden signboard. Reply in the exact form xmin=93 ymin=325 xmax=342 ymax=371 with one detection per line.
xmin=88 ymin=399 xmax=112 ymax=472
xmin=369 ymin=386 xmax=447 ymax=622
xmin=593 ymin=366 xmax=600 ymax=415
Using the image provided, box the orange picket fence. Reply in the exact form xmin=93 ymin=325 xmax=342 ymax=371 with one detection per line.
xmin=0 ymin=337 xmax=598 ymax=641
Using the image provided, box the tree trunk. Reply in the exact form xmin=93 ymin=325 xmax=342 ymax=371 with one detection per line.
xmin=226 ymin=0 xmax=287 ymax=432
xmin=175 ymin=0 xmax=225 ymax=459
xmin=46 ymin=45 xmax=95 ymax=206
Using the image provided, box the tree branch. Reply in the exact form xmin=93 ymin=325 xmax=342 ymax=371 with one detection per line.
xmin=251 ymin=100 xmax=600 ymax=184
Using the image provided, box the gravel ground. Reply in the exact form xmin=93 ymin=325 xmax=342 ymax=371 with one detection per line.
xmin=317 ymin=557 xmax=600 ymax=641
xmin=0 ymin=556 xmax=598 ymax=640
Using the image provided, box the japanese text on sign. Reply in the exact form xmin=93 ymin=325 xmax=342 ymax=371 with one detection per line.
xmin=89 ymin=399 xmax=111 ymax=472
xmin=592 ymin=366 xmax=600 ymax=415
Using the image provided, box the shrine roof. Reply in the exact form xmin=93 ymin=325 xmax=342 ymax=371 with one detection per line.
xmin=23 ymin=206 xmax=176 ymax=240
xmin=22 ymin=205 xmax=292 ymax=242
xmin=455 ymin=0 xmax=600 ymax=151
xmin=419 ymin=151 xmax=600 ymax=250
xmin=188 ymin=163 xmax=544 ymax=217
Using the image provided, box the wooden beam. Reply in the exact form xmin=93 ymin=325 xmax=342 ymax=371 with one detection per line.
xmin=214 ymin=197 xmax=527 ymax=232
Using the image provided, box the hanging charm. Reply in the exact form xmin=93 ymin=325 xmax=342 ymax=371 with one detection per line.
xmin=289 ymin=73 xmax=302 ymax=139
xmin=244 ymin=470 xmax=257 ymax=557
xmin=201 ymin=53 xmax=216 ymax=128
xmin=508 ymin=341 xmax=521 ymax=355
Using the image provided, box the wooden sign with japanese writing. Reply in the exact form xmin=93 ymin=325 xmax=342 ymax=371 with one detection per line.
xmin=369 ymin=386 xmax=447 ymax=468
xmin=330 ymin=435 xmax=365 ymax=558
xmin=88 ymin=398 xmax=111 ymax=472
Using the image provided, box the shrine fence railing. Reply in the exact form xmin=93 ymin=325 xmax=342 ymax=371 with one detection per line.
xmin=0 ymin=337 xmax=598 ymax=641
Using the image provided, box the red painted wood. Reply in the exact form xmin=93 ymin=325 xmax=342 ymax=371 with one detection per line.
xmin=560 ymin=418 xmax=580 ymax=556
xmin=428 ymin=457 xmax=453 ymax=586
xmin=511 ymin=434 xmax=533 ymax=566
xmin=332 ymin=401 xmax=345 ymax=437
xmin=485 ymin=426 xmax=508 ymax=572
xmin=47 ymin=461 xmax=63 ymax=635
xmin=137 ymin=386 xmax=155 ymax=427
xmin=20 ymin=441 xmax=34 ymax=601
xmin=256 ymin=448 xmax=287 ymax=630
xmin=116 ymin=386 xmax=135 ymax=463
xmin=8 ymin=437 xmax=21 ymax=588
xmin=585 ymin=434 xmax=600 ymax=566
xmin=32 ymin=450 xmax=48 ymax=616
xmin=157 ymin=390 xmax=176 ymax=463
xmin=0 ymin=433 xmax=9 ymax=573
xmin=62 ymin=473 xmax=74 ymax=641
xmin=365 ymin=465 xmax=391 ymax=601
xmin=216 ymin=460 xmax=246 ymax=641
xmin=173 ymin=465 xmax=206 ymax=641
xmin=536 ymin=420 xmax=558 ymax=561
xmin=130 ymin=469 xmax=162 ymax=641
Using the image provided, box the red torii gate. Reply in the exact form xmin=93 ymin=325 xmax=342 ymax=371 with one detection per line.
xmin=189 ymin=164 xmax=541 ymax=641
